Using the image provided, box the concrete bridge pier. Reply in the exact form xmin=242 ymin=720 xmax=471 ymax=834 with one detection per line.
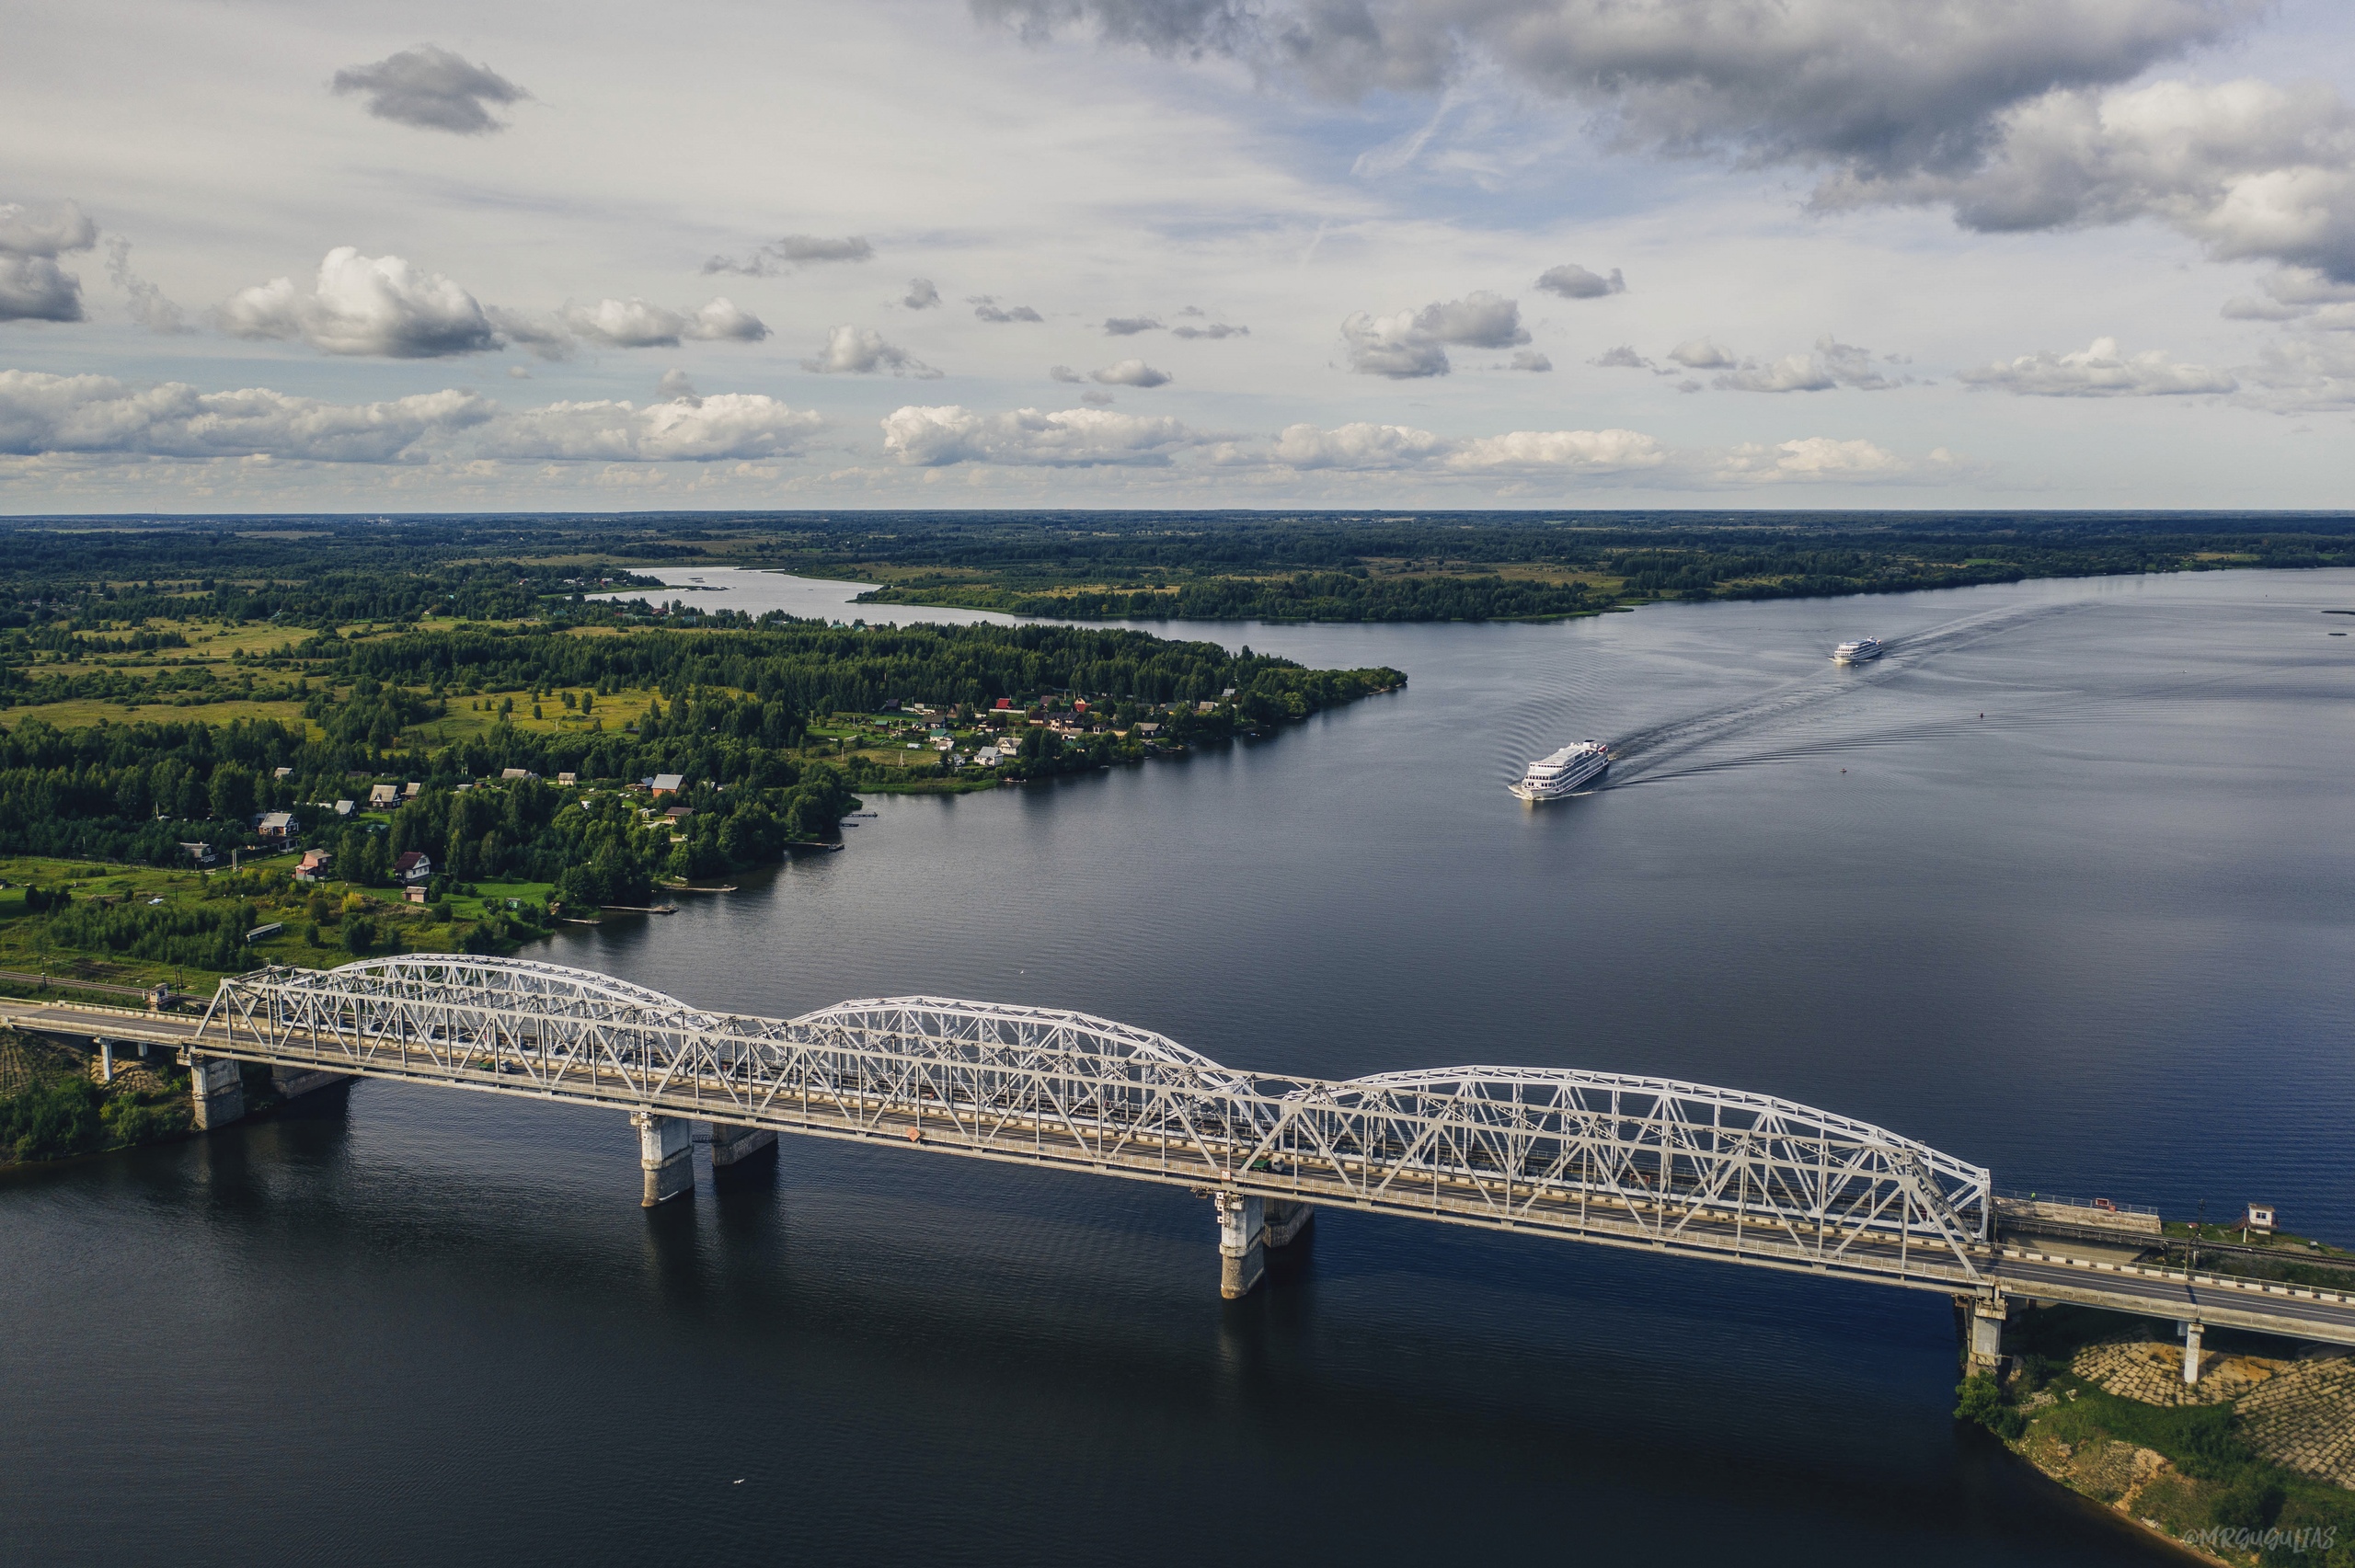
xmin=1265 ymin=1199 xmax=1314 ymax=1250
xmin=2178 ymin=1321 xmax=2203 ymax=1384
xmin=1216 ymin=1192 xmax=1265 ymax=1299
xmin=633 ymin=1111 xmax=693 ymax=1206
xmin=188 ymin=1055 xmax=245 ymax=1129
xmin=705 ymin=1121 xmax=776 ymax=1168
xmin=1964 ymin=1295 xmax=2009 ymax=1370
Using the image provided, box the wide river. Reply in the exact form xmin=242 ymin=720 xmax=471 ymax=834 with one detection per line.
xmin=7 ymin=567 xmax=2353 ymax=1566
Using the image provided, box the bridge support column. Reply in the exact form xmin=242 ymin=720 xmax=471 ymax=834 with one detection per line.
xmin=97 ymin=1039 xmax=114 ymax=1084
xmin=1966 ymin=1297 xmax=2008 ymax=1370
xmin=706 ymin=1121 xmax=775 ymax=1168
xmin=1264 ymin=1199 xmax=1314 ymax=1250
xmin=2182 ymin=1322 xmax=2203 ymax=1385
xmin=1216 ymin=1192 xmax=1265 ymax=1299
xmin=189 ymin=1055 xmax=245 ymax=1130
xmin=634 ymin=1112 xmax=693 ymax=1206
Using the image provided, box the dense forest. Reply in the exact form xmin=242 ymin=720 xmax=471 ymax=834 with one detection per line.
xmin=0 ymin=618 xmax=1400 ymax=895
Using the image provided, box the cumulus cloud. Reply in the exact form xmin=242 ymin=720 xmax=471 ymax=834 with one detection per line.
xmin=658 ymin=369 xmax=700 ymax=404
xmin=971 ymin=295 xmax=1045 ymax=322
xmin=803 ymin=325 xmax=940 ymax=377
xmin=1268 ymin=421 xmax=1450 ymax=469
xmin=1089 ymin=358 xmax=1172 ymax=386
xmin=903 ymin=278 xmax=943 ymax=309
xmin=1535 ymin=264 xmax=1626 ymax=299
xmin=1592 ymin=344 xmax=1656 ymax=370
xmin=485 ymin=307 xmax=576 ymax=362
xmin=706 ymin=235 xmax=875 ymax=276
xmin=331 ymin=45 xmax=529 ymax=135
xmin=1959 ymin=336 xmax=2236 ymax=395
xmin=1258 ymin=420 xmax=1661 ymax=472
xmin=1171 ymin=321 xmax=1248 ymax=338
xmin=2221 ymin=266 xmax=2355 ymax=326
xmin=1667 ymin=338 xmax=1736 ymax=369
xmin=1048 ymin=364 xmax=1085 ymax=382
xmin=478 ymin=395 xmax=822 ymax=462
xmin=1103 ymin=315 xmax=1163 ymax=336
xmin=1342 ymin=290 xmax=1528 ymax=377
xmin=1820 ymin=77 xmax=2355 ymax=280
xmin=1718 ymin=436 xmax=1929 ymax=481
xmin=563 ymin=296 xmax=770 ymax=348
xmin=1510 ymin=349 xmax=1553 ymax=372
xmin=221 ymin=248 xmax=500 ymax=357
xmin=1446 ymin=428 xmax=1666 ymax=471
xmin=0 ymin=369 xmax=491 ymax=461
xmin=1713 ymin=336 xmax=1900 ymax=392
xmin=882 ymin=404 xmax=1197 ymax=465
xmin=0 ymin=200 xmax=97 ymax=324
xmin=103 ymin=239 xmax=189 ymax=334
xmin=976 ymin=0 xmax=2249 ymax=177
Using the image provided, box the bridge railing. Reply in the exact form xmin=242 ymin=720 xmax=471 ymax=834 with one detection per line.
xmin=202 ymin=958 xmax=1992 ymax=1287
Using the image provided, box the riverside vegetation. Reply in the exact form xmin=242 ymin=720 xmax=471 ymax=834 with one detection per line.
xmin=1954 ymin=1303 xmax=2355 ymax=1566
xmin=0 ymin=536 xmax=1401 ymax=1046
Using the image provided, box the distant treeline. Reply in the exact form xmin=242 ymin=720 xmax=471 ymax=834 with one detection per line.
xmin=3 ymin=511 xmax=2350 ymax=633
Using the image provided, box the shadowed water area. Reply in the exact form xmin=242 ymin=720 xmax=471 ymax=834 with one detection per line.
xmin=6 ymin=567 xmax=2352 ymax=1566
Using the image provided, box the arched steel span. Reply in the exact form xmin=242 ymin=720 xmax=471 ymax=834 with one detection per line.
xmin=201 ymin=956 xmax=1993 ymax=1292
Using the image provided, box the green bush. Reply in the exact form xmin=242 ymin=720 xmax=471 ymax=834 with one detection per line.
xmin=1954 ymin=1375 xmax=2026 ymax=1440
xmin=1 ymin=1073 xmax=106 ymax=1162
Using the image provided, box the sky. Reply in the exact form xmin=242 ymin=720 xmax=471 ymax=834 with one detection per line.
xmin=4 ymin=0 xmax=2354 ymax=512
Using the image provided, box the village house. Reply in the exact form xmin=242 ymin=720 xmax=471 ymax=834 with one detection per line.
xmin=395 ymin=851 xmax=432 ymax=885
xmin=255 ymin=809 xmax=298 ymax=843
xmin=500 ymin=767 xmax=537 ymax=783
xmin=368 ymin=784 xmax=399 ymax=808
xmin=649 ymin=773 xmax=685 ymax=796
xmin=294 ymin=849 xmax=332 ymax=882
xmin=178 ymin=841 xmax=215 ymax=867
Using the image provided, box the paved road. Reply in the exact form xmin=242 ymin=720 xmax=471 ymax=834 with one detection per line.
xmin=1995 ymin=1253 xmax=2355 ymax=1345
xmin=0 ymin=998 xmax=203 ymax=1044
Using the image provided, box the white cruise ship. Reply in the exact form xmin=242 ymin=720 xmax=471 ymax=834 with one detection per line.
xmin=1832 ymin=636 xmax=1883 ymax=664
xmin=1510 ymin=740 xmax=1610 ymax=802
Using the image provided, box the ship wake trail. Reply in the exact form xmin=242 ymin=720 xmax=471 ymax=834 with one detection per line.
xmin=1608 ymin=598 xmax=2086 ymax=784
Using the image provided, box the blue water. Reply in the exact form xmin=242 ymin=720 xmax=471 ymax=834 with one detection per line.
xmin=6 ymin=565 xmax=2350 ymax=1565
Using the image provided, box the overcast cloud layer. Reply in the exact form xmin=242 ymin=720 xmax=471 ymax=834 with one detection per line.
xmin=1 ymin=0 xmax=2349 ymax=509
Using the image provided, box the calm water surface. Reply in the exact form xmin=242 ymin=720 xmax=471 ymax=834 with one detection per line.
xmin=6 ymin=567 xmax=2352 ymax=1566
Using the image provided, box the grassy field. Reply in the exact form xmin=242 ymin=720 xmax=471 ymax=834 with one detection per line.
xmin=0 ymin=853 xmax=525 ymax=996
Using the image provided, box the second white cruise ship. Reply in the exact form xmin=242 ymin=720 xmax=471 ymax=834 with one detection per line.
xmin=1832 ymin=636 xmax=1883 ymax=664
xmin=1510 ymin=740 xmax=1610 ymax=802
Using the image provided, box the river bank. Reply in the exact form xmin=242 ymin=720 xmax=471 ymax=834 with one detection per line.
xmin=1959 ymin=1306 xmax=2354 ymax=1565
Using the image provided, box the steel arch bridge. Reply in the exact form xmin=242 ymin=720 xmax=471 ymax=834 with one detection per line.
xmin=198 ymin=955 xmax=1993 ymax=1293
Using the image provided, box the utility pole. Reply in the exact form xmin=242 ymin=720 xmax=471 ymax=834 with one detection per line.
xmin=2187 ymin=1199 xmax=2205 ymax=1281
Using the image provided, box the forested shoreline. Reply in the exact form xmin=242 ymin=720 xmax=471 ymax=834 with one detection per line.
xmin=4 ymin=511 xmax=2350 ymax=635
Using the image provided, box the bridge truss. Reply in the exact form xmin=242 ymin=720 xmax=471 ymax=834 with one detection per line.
xmin=200 ymin=956 xmax=1993 ymax=1292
